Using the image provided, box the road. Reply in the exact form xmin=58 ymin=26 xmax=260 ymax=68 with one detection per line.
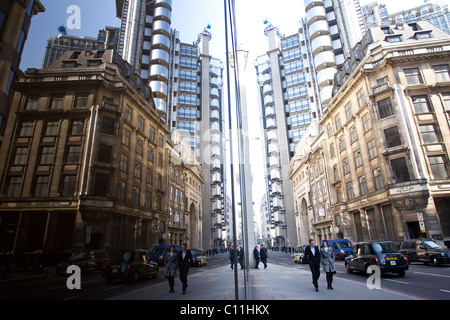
xmin=1 ymin=251 xmax=449 ymax=300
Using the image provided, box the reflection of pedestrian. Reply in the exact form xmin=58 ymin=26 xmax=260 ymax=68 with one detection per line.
xmin=165 ymin=245 xmax=178 ymax=293
xmin=229 ymin=245 xmax=235 ymax=269
xmin=321 ymin=240 xmax=336 ymax=290
xmin=33 ymin=251 xmax=44 ymax=274
xmin=304 ymin=239 xmax=321 ymax=292
xmin=238 ymin=246 xmax=244 ymax=269
xmin=260 ymin=244 xmax=268 ymax=269
xmin=177 ymin=244 xmax=193 ymax=295
xmin=253 ymin=245 xmax=260 ymax=269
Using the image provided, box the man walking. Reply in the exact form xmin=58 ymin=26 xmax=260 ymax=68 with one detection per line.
xmin=229 ymin=245 xmax=235 ymax=269
xmin=304 ymin=239 xmax=321 ymax=292
xmin=238 ymin=246 xmax=244 ymax=269
xmin=178 ymin=244 xmax=193 ymax=294
xmin=260 ymin=244 xmax=268 ymax=268
xmin=253 ymin=245 xmax=260 ymax=269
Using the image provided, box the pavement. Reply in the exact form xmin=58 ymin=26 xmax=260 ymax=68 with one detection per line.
xmin=1 ymin=252 xmax=424 ymax=301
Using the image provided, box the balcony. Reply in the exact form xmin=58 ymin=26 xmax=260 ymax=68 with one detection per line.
xmin=314 ymin=51 xmax=336 ymax=72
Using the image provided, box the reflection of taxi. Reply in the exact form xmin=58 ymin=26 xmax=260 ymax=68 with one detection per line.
xmin=293 ymin=245 xmax=307 ymax=264
xmin=190 ymin=249 xmax=207 ymax=267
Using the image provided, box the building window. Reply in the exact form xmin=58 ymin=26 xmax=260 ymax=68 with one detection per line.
xmin=336 ymin=186 xmax=343 ymax=203
xmin=385 ymin=35 xmax=403 ymax=43
xmin=368 ymin=139 xmax=378 ymax=160
xmin=101 ymin=116 xmax=115 ymax=135
xmin=404 ymin=68 xmax=423 ymax=85
xmin=18 ymin=122 xmax=34 ymax=137
xmin=377 ymin=97 xmax=394 ymax=119
xmin=120 ymin=154 xmax=128 ymax=172
xmin=357 ymin=89 xmax=366 ymax=109
xmin=138 ymin=116 xmax=145 ymax=132
xmin=330 ymin=144 xmax=336 ymax=158
xmin=70 ymin=119 xmax=85 ymax=135
xmin=25 ymin=95 xmax=39 ymax=110
xmin=362 ymin=113 xmax=372 ymax=132
xmin=6 ymin=176 xmax=22 ymax=198
xmin=333 ymin=165 xmax=339 ymax=181
xmin=44 ymin=121 xmax=59 ymax=136
xmin=13 ymin=147 xmax=28 ymax=165
xmin=74 ymin=92 xmax=89 ymax=108
xmin=442 ymin=93 xmax=450 ymax=111
xmin=350 ymin=126 xmax=358 ymax=144
xmin=145 ymin=191 xmax=152 ymax=209
xmin=327 ymin=124 xmax=333 ymax=138
xmin=345 ymin=102 xmax=353 ymax=120
xmin=434 ymin=65 xmax=450 ymax=82
xmin=136 ymin=139 xmax=143 ymax=155
xmin=148 ymin=148 xmax=154 ymax=163
xmin=33 ymin=176 xmax=49 ymax=197
xmin=339 ymin=136 xmax=346 ymax=152
xmin=429 ymin=155 xmax=449 ymax=179
xmin=343 ymin=158 xmax=350 ymax=174
xmin=39 ymin=146 xmax=54 ymax=164
xmin=354 ymin=150 xmax=363 ymax=168
xmin=391 ymin=157 xmax=410 ymax=183
xmin=125 ymin=105 xmax=133 ymax=122
xmin=146 ymin=169 xmax=153 ymax=184
xmin=149 ymin=126 xmax=156 ymax=142
xmin=118 ymin=182 xmax=126 ymax=202
xmin=335 ymin=114 xmax=342 ymax=131
xmin=373 ymin=168 xmax=384 ymax=191
xmin=159 ymin=133 xmax=164 ymax=147
xmin=61 ymin=175 xmax=77 ymax=197
xmin=122 ymin=129 xmax=130 ymax=146
xmin=132 ymin=187 xmax=140 ymax=206
xmin=135 ymin=162 xmax=142 ymax=179
xmin=94 ymin=173 xmax=109 ymax=196
xmin=359 ymin=176 xmax=368 ymax=196
xmin=66 ymin=145 xmax=81 ymax=163
xmin=411 ymin=95 xmax=433 ymax=113
xmin=98 ymin=144 xmax=112 ymax=163
xmin=158 ymin=153 xmax=163 ymax=167
xmin=384 ymin=126 xmax=402 ymax=148
xmin=157 ymin=174 xmax=162 ymax=189
xmin=49 ymin=94 xmax=64 ymax=109
xmin=346 ymin=181 xmax=355 ymax=201
xmin=420 ymin=124 xmax=440 ymax=144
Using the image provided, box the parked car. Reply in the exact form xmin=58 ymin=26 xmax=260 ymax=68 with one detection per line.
xmin=190 ymin=249 xmax=207 ymax=267
xmin=103 ymin=249 xmax=158 ymax=284
xmin=56 ymin=250 xmax=109 ymax=275
xmin=321 ymin=239 xmax=353 ymax=260
xmin=400 ymin=238 xmax=450 ymax=266
xmin=150 ymin=244 xmax=180 ymax=266
xmin=293 ymin=245 xmax=307 ymax=264
xmin=345 ymin=241 xmax=408 ymax=277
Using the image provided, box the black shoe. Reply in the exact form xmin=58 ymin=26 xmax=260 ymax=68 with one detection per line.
xmin=315 ymin=287 xmax=319 ymax=292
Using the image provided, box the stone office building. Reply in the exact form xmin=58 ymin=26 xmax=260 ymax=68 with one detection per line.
xmin=290 ymin=22 xmax=450 ymax=246
xmin=0 ymin=49 xmax=203 ymax=256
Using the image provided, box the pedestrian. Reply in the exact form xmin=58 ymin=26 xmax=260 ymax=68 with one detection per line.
xmin=260 ymin=243 xmax=268 ymax=268
xmin=321 ymin=240 xmax=336 ymax=290
xmin=238 ymin=246 xmax=244 ymax=269
xmin=304 ymin=239 xmax=321 ymax=292
xmin=33 ymin=250 xmax=44 ymax=275
xmin=229 ymin=245 xmax=235 ymax=269
xmin=253 ymin=245 xmax=260 ymax=269
xmin=165 ymin=245 xmax=178 ymax=293
xmin=177 ymin=243 xmax=193 ymax=294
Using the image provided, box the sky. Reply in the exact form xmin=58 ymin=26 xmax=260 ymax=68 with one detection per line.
xmin=20 ymin=0 xmax=441 ymax=217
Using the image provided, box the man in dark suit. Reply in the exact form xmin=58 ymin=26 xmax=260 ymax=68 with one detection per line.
xmin=178 ymin=243 xmax=193 ymax=294
xmin=304 ymin=239 xmax=321 ymax=292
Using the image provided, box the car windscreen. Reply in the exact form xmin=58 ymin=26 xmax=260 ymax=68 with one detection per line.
xmin=423 ymin=240 xmax=445 ymax=249
xmin=72 ymin=252 xmax=88 ymax=260
xmin=337 ymin=241 xmax=352 ymax=248
xmin=372 ymin=242 xmax=397 ymax=254
xmin=151 ymin=248 xmax=165 ymax=254
xmin=109 ymin=251 xmax=132 ymax=262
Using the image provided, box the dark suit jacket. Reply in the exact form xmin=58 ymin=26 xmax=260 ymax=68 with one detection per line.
xmin=305 ymin=245 xmax=321 ymax=265
xmin=178 ymin=249 xmax=193 ymax=270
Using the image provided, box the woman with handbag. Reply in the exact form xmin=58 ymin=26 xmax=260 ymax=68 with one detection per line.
xmin=321 ymin=240 xmax=336 ymax=290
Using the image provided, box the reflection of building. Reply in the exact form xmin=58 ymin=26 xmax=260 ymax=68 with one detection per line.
xmin=0 ymin=50 xmax=173 ymax=254
xmin=0 ymin=0 xmax=45 ymax=141
xmin=255 ymin=0 xmax=368 ymax=248
xmin=116 ymin=0 xmax=227 ymax=250
xmin=290 ymin=22 xmax=450 ymax=246
xmin=41 ymin=26 xmax=120 ymax=69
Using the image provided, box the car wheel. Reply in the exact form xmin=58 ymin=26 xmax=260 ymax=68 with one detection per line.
xmin=133 ymin=271 xmax=140 ymax=283
xmin=432 ymin=257 xmax=441 ymax=267
xmin=397 ymin=271 xmax=405 ymax=277
xmin=345 ymin=263 xmax=353 ymax=273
